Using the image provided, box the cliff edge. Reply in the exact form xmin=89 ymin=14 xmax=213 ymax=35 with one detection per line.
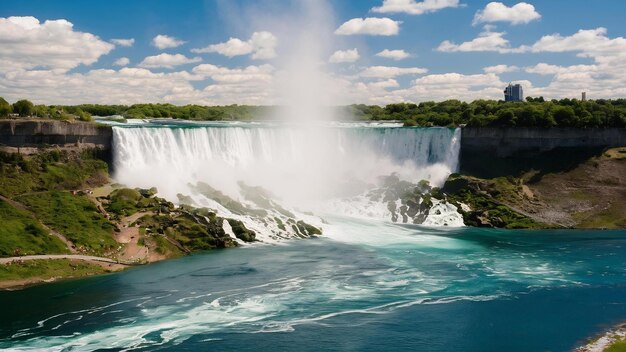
xmin=0 ymin=120 xmax=112 ymax=153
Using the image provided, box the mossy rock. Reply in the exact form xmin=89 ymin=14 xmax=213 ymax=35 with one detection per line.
xmin=226 ymin=219 xmax=256 ymax=242
xmin=296 ymin=221 xmax=322 ymax=236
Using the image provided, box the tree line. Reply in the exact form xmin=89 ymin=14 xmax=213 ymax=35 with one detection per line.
xmin=347 ymin=98 xmax=626 ymax=128
xmin=2 ymin=96 xmax=626 ymax=128
xmin=0 ymin=97 xmax=93 ymax=121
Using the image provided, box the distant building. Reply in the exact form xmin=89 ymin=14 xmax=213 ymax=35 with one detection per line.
xmin=582 ymin=92 xmax=587 ymax=101
xmin=504 ymin=83 xmax=524 ymax=102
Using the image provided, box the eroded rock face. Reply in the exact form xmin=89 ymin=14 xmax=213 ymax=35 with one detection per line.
xmin=182 ymin=181 xmax=322 ymax=242
xmin=0 ymin=120 xmax=112 ymax=149
xmin=440 ymin=174 xmax=546 ymax=229
xmin=100 ymin=187 xmax=259 ymax=253
xmin=362 ymin=174 xmax=465 ymax=227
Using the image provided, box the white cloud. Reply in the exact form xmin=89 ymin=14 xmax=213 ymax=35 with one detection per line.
xmin=376 ymin=49 xmax=411 ymax=60
xmin=0 ymin=64 xmax=277 ymax=106
xmin=192 ymin=64 xmax=274 ymax=83
xmin=335 ymin=18 xmax=400 ymax=36
xmin=113 ymin=57 xmax=130 ymax=67
xmin=524 ymin=63 xmax=625 ymax=99
xmin=111 ymin=38 xmax=135 ymax=47
xmin=0 ymin=16 xmax=114 ymax=72
xmin=368 ymin=79 xmax=400 ymax=89
xmin=0 ymin=68 xmax=196 ymax=105
xmin=191 ymin=31 xmax=277 ymax=60
xmin=519 ymin=29 xmax=626 ymax=99
xmin=152 ymin=34 xmax=186 ymax=49
xmin=329 ymin=49 xmax=360 ymax=63
xmin=372 ymin=0 xmax=461 ymax=15
xmin=437 ymin=26 xmax=519 ymax=53
xmin=438 ymin=27 xmax=626 ymax=63
xmin=413 ymin=72 xmax=501 ymax=86
xmin=473 ymin=2 xmax=541 ymax=26
xmin=195 ymin=38 xmax=252 ymax=57
xmin=525 ymin=63 xmax=598 ymax=76
xmin=406 ymin=72 xmax=508 ymax=101
xmin=436 ymin=26 xmax=626 ymax=100
xmin=138 ymin=53 xmax=201 ymax=69
xmin=524 ymin=28 xmax=626 ymax=58
xmin=483 ymin=64 xmax=519 ymax=74
xmin=360 ymin=66 xmax=427 ymax=78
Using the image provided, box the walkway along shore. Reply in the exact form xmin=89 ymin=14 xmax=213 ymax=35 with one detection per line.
xmin=0 ymin=255 xmax=137 ymax=266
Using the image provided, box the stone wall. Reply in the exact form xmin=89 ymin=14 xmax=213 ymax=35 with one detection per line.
xmin=459 ymin=127 xmax=626 ymax=177
xmin=461 ymin=127 xmax=626 ymax=157
xmin=0 ymin=120 xmax=112 ymax=151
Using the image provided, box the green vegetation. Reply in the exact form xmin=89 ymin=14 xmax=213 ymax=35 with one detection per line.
xmin=16 ymin=191 xmax=117 ymax=255
xmin=0 ymin=200 xmax=68 ymax=257
xmin=348 ymin=98 xmax=626 ymax=127
xmin=606 ymin=339 xmax=626 ymax=352
xmin=0 ymin=259 xmax=110 ymax=283
xmin=105 ymin=188 xmax=162 ymax=217
xmin=0 ymin=149 xmax=267 ymax=287
xmin=0 ymin=150 xmax=108 ymax=198
xmin=4 ymin=94 xmax=625 ymax=128
xmin=227 ymin=219 xmax=257 ymax=242
xmin=0 ymin=97 xmax=93 ymax=121
xmin=137 ymin=210 xmax=238 ymax=251
xmin=0 ymin=97 xmax=11 ymax=117
xmin=0 ymin=150 xmax=116 ymax=255
xmin=76 ymin=103 xmax=266 ymax=121
xmin=11 ymin=99 xmax=34 ymax=117
xmin=295 ymin=221 xmax=322 ymax=237
xmin=441 ymin=174 xmax=546 ymax=229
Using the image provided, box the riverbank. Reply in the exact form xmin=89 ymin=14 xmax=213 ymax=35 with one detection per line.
xmin=0 ymin=258 xmax=125 ymax=290
xmin=0 ymin=148 xmax=268 ymax=290
xmin=440 ymin=147 xmax=626 ymax=229
xmin=577 ymin=324 xmax=626 ymax=352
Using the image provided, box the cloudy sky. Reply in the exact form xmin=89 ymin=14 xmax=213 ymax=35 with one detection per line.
xmin=0 ymin=0 xmax=625 ymax=105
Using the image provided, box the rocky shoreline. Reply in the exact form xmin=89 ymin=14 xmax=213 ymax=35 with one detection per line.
xmin=576 ymin=324 xmax=626 ymax=352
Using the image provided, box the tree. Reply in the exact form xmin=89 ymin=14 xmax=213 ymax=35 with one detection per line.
xmin=12 ymin=99 xmax=34 ymax=117
xmin=552 ymin=106 xmax=577 ymax=126
xmin=76 ymin=109 xmax=93 ymax=122
xmin=495 ymin=109 xmax=517 ymax=126
xmin=0 ymin=97 xmax=11 ymax=117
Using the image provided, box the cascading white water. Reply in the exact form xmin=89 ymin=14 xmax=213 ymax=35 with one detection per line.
xmin=111 ymin=122 xmax=462 ymax=238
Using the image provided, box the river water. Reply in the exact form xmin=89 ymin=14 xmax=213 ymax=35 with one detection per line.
xmin=1 ymin=222 xmax=626 ymax=351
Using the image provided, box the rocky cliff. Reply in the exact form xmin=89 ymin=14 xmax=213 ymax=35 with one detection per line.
xmin=0 ymin=120 xmax=112 ymax=152
xmin=461 ymin=127 xmax=626 ymax=156
xmin=460 ymin=127 xmax=626 ymax=177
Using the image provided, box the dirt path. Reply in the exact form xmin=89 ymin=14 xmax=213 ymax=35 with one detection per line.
xmin=115 ymin=211 xmax=168 ymax=263
xmin=0 ymin=254 xmax=133 ymax=265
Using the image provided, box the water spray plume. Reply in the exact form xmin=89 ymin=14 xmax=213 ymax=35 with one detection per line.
xmin=111 ymin=0 xmax=463 ymax=241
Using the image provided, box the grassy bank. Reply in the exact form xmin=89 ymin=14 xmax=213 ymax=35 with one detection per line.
xmin=0 ymin=199 xmax=69 ymax=256
xmin=0 ymin=150 xmax=114 ymax=256
xmin=0 ymin=148 xmax=266 ymax=289
xmin=443 ymin=147 xmax=626 ymax=229
xmin=15 ymin=191 xmax=117 ymax=256
xmin=0 ymin=259 xmax=116 ymax=289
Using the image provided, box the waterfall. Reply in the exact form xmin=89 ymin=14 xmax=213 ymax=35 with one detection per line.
xmin=111 ymin=123 xmax=462 ymax=237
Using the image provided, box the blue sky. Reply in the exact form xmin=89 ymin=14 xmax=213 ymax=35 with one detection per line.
xmin=0 ymin=0 xmax=625 ymax=105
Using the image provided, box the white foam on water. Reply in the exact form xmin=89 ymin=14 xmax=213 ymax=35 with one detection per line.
xmin=422 ymin=199 xmax=465 ymax=227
